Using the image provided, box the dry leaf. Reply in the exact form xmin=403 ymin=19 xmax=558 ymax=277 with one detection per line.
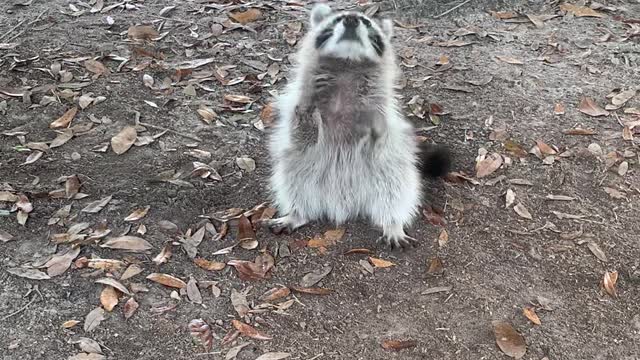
xmin=95 ymin=277 xmax=132 ymax=295
xmin=123 ymin=297 xmax=139 ymax=319
xmin=369 ymin=257 xmax=396 ymax=268
xmin=300 ymin=265 xmax=332 ymax=287
xmin=146 ymin=273 xmax=187 ymax=289
xmin=343 ymin=248 xmax=374 ymax=255
xmin=587 ymin=241 xmax=607 ymax=262
xmin=476 ymin=153 xmax=503 ymax=178
xmin=194 ymin=258 xmax=226 ymax=271
xmin=290 ymin=286 xmax=333 ymax=295
xmin=111 ymin=126 xmax=137 ymax=155
xmin=492 ymin=321 xmax=526 ymax=359
xmin=618 ymin=161 xmax=628 ymax=176
xmin=232 ymin=320 xmax=272 ymax=340
xmin=49 ymin=129 xmax=74 ymax=148
xmin=84 ymin=307 xmax=106 ymax=333
xmin=81 ymin=195 xmax=112 ymax=213
xmin=65 ymin=175 xmax=81 ymax=199
xmin=120 ymin=264 xmax=143 ymax=281
xmin=611 ymin=89 xmax=636 ymax=107
xmin=84 ymin=60 xmax=108 ymax=77
xmin=505 ymin=189 xmax=516 ymax=208
xmin=128 ymin=25 xmax=159 ymax=41
xmin=438 ymin=229 xmax=449 ymax=247
xmin=7 ymin=267 xmax=51 ymax=280
xmin=50 ymin=107 xmax=78 ymax=129
xmin=260 ymin=287 xmax=291 ymax=302
xmin=308 ymin=228 xmax=345 ymax=248
xmin=381 ymin=339 xmax=418 ymax=351
xmin=100 ymin=286 xmax=119 ymax=312
xmin=45 ymin=246 xmax=81 ymax=277
xmin=186 ymin=277 xmax=202 ymax=304
xmin=227 ymin=253 xmax=274 ymax=281
xmin=427 ymin=257 xmax=444 ymax=275
xmin=0 ymin=229 xmax=14 ymax=243
xmin=423 ymin=205 xmax=446 ymax=227
xmin=578 ymin=97 xmax=609 ymax=117
xmin=602 ymin=271 xmax=618 ymax=297
xmin=604 ymin=187 xmax=625 ymax=199
xmin=100 ymin=236 xmax=152 ymax=252
xmin=563 ymin=128 xmax=596 ymax=135
xmin=513 ymin=203 xmax=533 ymax=220
xmin=189 ymin=319 xmax=214 ymax=351
xmin=62 ymin=320 xmax=80 ymax=329
xmin=152 ymin=244 xmax=172 ymax=265
xmin=255 ymin=353 xmax=290 ymax=360
xmin=554 ymin=103 xmax=565 ymax=115
xmin=535 ymin=140 xmax=557 ymax=155
xmin=124 ymin=206 xmax=150 ymax=221
xmin=560 ymin=3 xmax=605 ymax=17
xmin=229 ymin=9 xmax=262 ymax=24
xmin=523 ymin=307 xmax=541 ymax=325
xmin=496 ymin=56 xmax=524 ymax=65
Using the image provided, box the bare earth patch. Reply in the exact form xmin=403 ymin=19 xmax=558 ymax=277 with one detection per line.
xmin=1 ymin=0 xmax=640 ymax=359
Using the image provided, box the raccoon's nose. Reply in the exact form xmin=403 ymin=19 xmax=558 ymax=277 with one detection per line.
xmin=343 ymin=15 xmax=359 ymax=29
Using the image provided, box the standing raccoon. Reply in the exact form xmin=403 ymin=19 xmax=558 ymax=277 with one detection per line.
xmin=267 ymin=4 xmax=450 ymax=249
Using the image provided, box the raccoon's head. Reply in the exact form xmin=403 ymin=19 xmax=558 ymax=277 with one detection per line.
xmin=309 ymin=4 xmax=394 ymax=62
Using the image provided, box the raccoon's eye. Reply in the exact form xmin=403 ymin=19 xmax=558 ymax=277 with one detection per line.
xmin=361 ymin=18 xmax=372 ymax=28
xmin=315 ymin=28 xmax=333 ymax=48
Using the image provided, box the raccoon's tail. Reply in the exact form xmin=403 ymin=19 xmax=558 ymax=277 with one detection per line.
xmin=417 ymin=142 xmax=452 ymax=179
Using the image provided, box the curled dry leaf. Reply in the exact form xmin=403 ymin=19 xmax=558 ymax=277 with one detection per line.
xmin=100 ymin=236 xmax=152 ymax=252
xmin=189 ymin=319 xmax=214 ymax=351
xmin=492 ymin=321 xmax=526 ymax=359
xmin=476 ymin=153 xmax=503 ymax=178
xmin=260 ymin=287 xmax=291 ymax=302
xmin=227 ymin=253 xmax=274 ymax=281
xmin=602 ymin=271 xmax=618 ymax=297
xmin=369 ymin=257 xmax=395 ymax=268
xmin=123 ymin=297 xmax=139 ymax=320
xmin=146 ymin=273 xmax=187 ymax=289
xmin=513 ymin=203 xmax=533 ymax=220
xmin=84 ymin=307 xmax=106 ymax=333
xmin=381 ymin=339 xmax=418 ymax=351
xmin=152 ymin=243 xmax=172 ymax=265
xmin=232 ymin=319 xmax=272 ymax=340
xmin=111 ymin=126 xmax=137 ymax=155
xmin=578 ymin=97 xmax=609 ymax=117
xmin=124 ymin=206 xmax=150 ymax=221
xmin=50 ymin=107 xmax=78 ymax=129
xmin=100 ymin=286 xmax=119 ymax=312
xmin=81 ymin=195 xmax=112 ymax=213
xmin=194 ymin=257 xmax=226 ymax=271
xmin=523 ymin=306 xmax=541 ymax=325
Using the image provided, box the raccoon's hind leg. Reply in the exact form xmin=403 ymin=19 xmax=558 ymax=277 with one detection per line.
xmin=377 ymin=223 xmax=418 ymax=250
xmin=266 ymin=213 xmax=308 ymax=235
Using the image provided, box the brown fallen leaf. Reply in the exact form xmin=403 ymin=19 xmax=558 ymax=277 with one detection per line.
xmin=124 ymin=206 xmax=150 ymax=221
xmin=128 ymin=25 xmax=159 ymax=41
xmin=578 ymin=97 xmax=609 ymax=117
xmin=100 ymin=236 xmax=152 ymax=252
xmin=260 ymin=287 xmax=291 ymax=302
xmin=229 ymin=8 xmax=262 ymax=25
xmin=111 ymin=126 xmax=137 ymax=155
xmin=586 ymin=241 xmax=607 ymax=262
xmin=427 ymin=257 xmax=444 ymax=275
xmin=49 ymin=129 xmax=74 ymax=148
xmin=438 ymin=228 xmax=449 ymax=247
xmin=123 ymin=297 xmax=139 ymax=320
xmin=84 ymin=59 xmax=109 ymax=77
xmin=232 ymin=319 xmax=272 ymax=340
xmin=146 ymin=273 xmax=187 ymax=289
xmin=535 ymin=140 xmax=557 ymax=155
xmin=120 ymin=264 xmax=143 ymax=281
xmin=95 ymin=277 xmax=132 ymax=295
xmin=50 ymin=107 xmax=78 ymax=129
xmin=300 ymin=265 xmax=332 ymax=287
xmin=308 ymin=228 xmax=345 ymax=249
xmin=369 ymin=257 xmax=396 ymax=268
xmin=513 ymin=203 xmax=533 ymax=220
xmin=290 ymin=286 xmax=333 ymax=295
xmin=186 ymin=277 xmax=202 ymax=304
xmin=560 ymin=3 xmax=605 ymax=18
xmin=224 ymin=94 xmax=253 ymax=104
xmin=602 ymin=270 xmax=618 ymax=297
xmin=237 ymin=214 xmax=256 ymax=245
xmin=611 ymin=89 xmax=636 ymax=107
xmin=7 ymin=267 xmax=51 ymax=280
xmin=504 ymin=140 xmax=528 ymax=158
xmin=554 ymin=103 xmax=565 ymax=115
xmin=423 ymin=205 xmax=446 ymax=226
xmin=100 ymin=286 xmax=119 ymax=312
xmin=343 ymin=248 xmax=374 ymax=255
xmin=381 ymin=339 xmax=418 ymax=351
xmin=476 ymin=153 xmax=503 ymax=178
xmin=84 ymin=307 xmax=106 ymax=333
xmin=563 ymin=128 xmax=596 ymax=136
xmin=618 ymin=161 xmax=629 ymax=176
xmin=260 ymin=103 xmax=275 ymax=127
xmin=152 ymin=243 xmax=172 ymax=265
xmin=81 ymin=195 xmax=112 ymax=213
xmin=492 ymin=321 xmax=526 ymax=359
xmin=0 ymin=229 xmax=14 ymax=243
xmin=523 ymin=307 xmax=541 ymax=325
xmin=194 ymin=258 xmax=226 ymax=271
xmin=231 ymin=288 xmax=250 ymax=317
xmin=227 ymin=253 xmax=274 ymax=281
xmin=62 ymin=320 xmax=80 ymax=329
xmin=44 ymin=246 xmax=81 ymax=277
xmin=65 ymin=175 xmax=81 ymax=199
xmin=189 ymin=319 xmax=214 ymax=351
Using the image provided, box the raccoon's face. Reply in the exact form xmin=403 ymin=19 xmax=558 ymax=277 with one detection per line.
xmin=309 ymin=4 xmax=393 ymax=62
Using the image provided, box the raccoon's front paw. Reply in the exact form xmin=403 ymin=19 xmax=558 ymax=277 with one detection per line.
xmin=378 ymin=224 xmax=418 ymax=250
xmin=265 ymin=215 xmax=307 ymax=235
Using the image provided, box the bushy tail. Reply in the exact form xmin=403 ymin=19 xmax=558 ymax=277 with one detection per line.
xmin=417 ymin=142 xmax=451 ymax=179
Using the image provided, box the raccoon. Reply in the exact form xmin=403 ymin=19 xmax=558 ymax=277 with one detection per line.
xmin=266 ymin=3 xmax=450 ymax=249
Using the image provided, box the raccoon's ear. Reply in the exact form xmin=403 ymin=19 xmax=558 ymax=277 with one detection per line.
xmin=379 ymin=18 xmax=394 ymax=38
xmin=310 ymin=3 xmax=332 ymax=28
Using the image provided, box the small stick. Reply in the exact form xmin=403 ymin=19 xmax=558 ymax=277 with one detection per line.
xmin=137 ymin=121 xmax=203 ymax=142
xmin=434 ymin=0 xmax=473 ymax=19
xmin=1 ymin=294 xmax=39 ymax=321
xmin=0 ymin=19 xmax=26 ymax=41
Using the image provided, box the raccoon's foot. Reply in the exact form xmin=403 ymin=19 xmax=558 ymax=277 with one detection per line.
xmin=266 ymin=214 xmax=308 ymax=235
xmin=377 ymin=223 xmax=418 ymax=250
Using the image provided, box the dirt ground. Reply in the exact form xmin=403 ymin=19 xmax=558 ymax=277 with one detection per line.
xmin=1 ymin=0 xmax=640 ymax=359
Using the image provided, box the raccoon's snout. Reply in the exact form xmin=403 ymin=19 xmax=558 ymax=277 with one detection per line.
xmin=343 ymin=15 xmax=359 ymax=29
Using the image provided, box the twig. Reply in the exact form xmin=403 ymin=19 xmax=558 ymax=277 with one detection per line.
xmin=434 ymin=0 xmax=473 ymax=19
xmin=0 ymin=19 xmax=26 ymax=41
xmin=137 ymin=121 xmax=203 ymax=142
xmin=1 ymin=293 xmax=40 ymax=321
xmin=5 ymin=10 xmax=48 ymax=43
